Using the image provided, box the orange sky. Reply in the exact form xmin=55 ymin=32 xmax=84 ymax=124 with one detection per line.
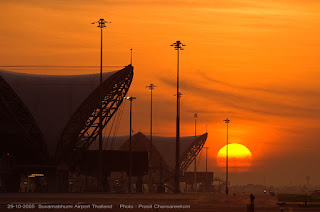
xmin=1 ymin=0 xmax=320 ymax=186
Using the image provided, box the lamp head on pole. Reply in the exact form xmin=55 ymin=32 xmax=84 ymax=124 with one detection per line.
xmin=224 ymin=118 xmax=230 ymax=124
xmin=91 ymin=18 xmax=111 ymax=29
xmin=174 ymin=92 xmax=183 ymax=97
xmin=170 ymin=40 xmax=186 ymax=50
xmin=194 ymin=113 xmax=198 ymax=119
xmin=146 ymin=84 xmax=157 ymax=91
xmin=124 ymin=96 xmax=136 ymax=101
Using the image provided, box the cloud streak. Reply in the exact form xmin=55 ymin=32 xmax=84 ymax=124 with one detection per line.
xmin=159 ymin=75 xmax=320 ymax=119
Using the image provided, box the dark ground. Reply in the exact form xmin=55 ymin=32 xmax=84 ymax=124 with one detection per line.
xmin=0 ymin=193 xmax=319 ymax=212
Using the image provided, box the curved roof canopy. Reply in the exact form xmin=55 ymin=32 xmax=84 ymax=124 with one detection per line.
xmin=102 ymin=132 xmax=208 ymax=170
xmin=0 ymin=65 xmax=133 ymax=163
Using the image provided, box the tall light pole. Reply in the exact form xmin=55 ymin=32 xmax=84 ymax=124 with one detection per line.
xmin=130 ymin=49 xmax=133 ymax=65
xmin=170 ymin=40 xmax=185 ymax=193
xmin=91 ymin=18 xmax=111 ymax=192
xmin=125 ymin=96 xmax=136 ymax=193
xmin=146 ymin=84 xmax=156 ymax=191
xmin=194 ymin=113 xmax=198 ymax=192
xmin=224 ymin=118 xmax=230 ymax=195
xmin=203 ymin=147 xmax=209 ymax=190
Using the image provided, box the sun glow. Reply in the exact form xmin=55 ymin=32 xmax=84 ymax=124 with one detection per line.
xmin=217 ymin=143 xmax=252 ymax=171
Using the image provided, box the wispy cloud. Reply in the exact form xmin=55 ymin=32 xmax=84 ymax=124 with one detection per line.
xmin=159 ymin=75 xmax=320 ymax=119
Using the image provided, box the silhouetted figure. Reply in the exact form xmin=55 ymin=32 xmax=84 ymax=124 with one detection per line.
xmin=250 ymin=193 xmax=255 ymax=205
xmin=247 ymin=193 xmax=255 ymax=212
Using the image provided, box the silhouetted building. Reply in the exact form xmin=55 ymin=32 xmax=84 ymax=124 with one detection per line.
xmin=0 ymin=65 xmax=134 ymax=192
xmin=0 ymin=65 xmax=208 ymax=193
xmin=116 ymin=132 xmax=208 ymax=192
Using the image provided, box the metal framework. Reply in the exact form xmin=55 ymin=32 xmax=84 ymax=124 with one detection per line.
xmin=179 ymin=133 xmax=208 ymax=172
xmin=56 ymin=65 xmax=133 ymax=165
xmin=0 ymin=76 xmax=47 ymax=162
xmin=161 ymin=133 xmax=208 ymax=189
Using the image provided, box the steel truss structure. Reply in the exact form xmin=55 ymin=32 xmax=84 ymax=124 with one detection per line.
xmin=179 ymin=133 xmax=208 ymax=172
xmin=161 ymin=133 xmax=208 ymax=189
xmin=56 ymin=65 xmax=133 ymax=166
xmin=0 ymin=76 xmax=47 ymax=163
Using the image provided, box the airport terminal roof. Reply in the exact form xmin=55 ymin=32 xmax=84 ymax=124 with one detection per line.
xmin=92 ymin=132 xmax=207 ymax=170
xmin=0 ymin=67 xmax=131 ymax=157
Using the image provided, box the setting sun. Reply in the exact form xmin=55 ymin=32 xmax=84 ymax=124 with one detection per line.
xmin=217 ymin=143 xmax=252 ymax=171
